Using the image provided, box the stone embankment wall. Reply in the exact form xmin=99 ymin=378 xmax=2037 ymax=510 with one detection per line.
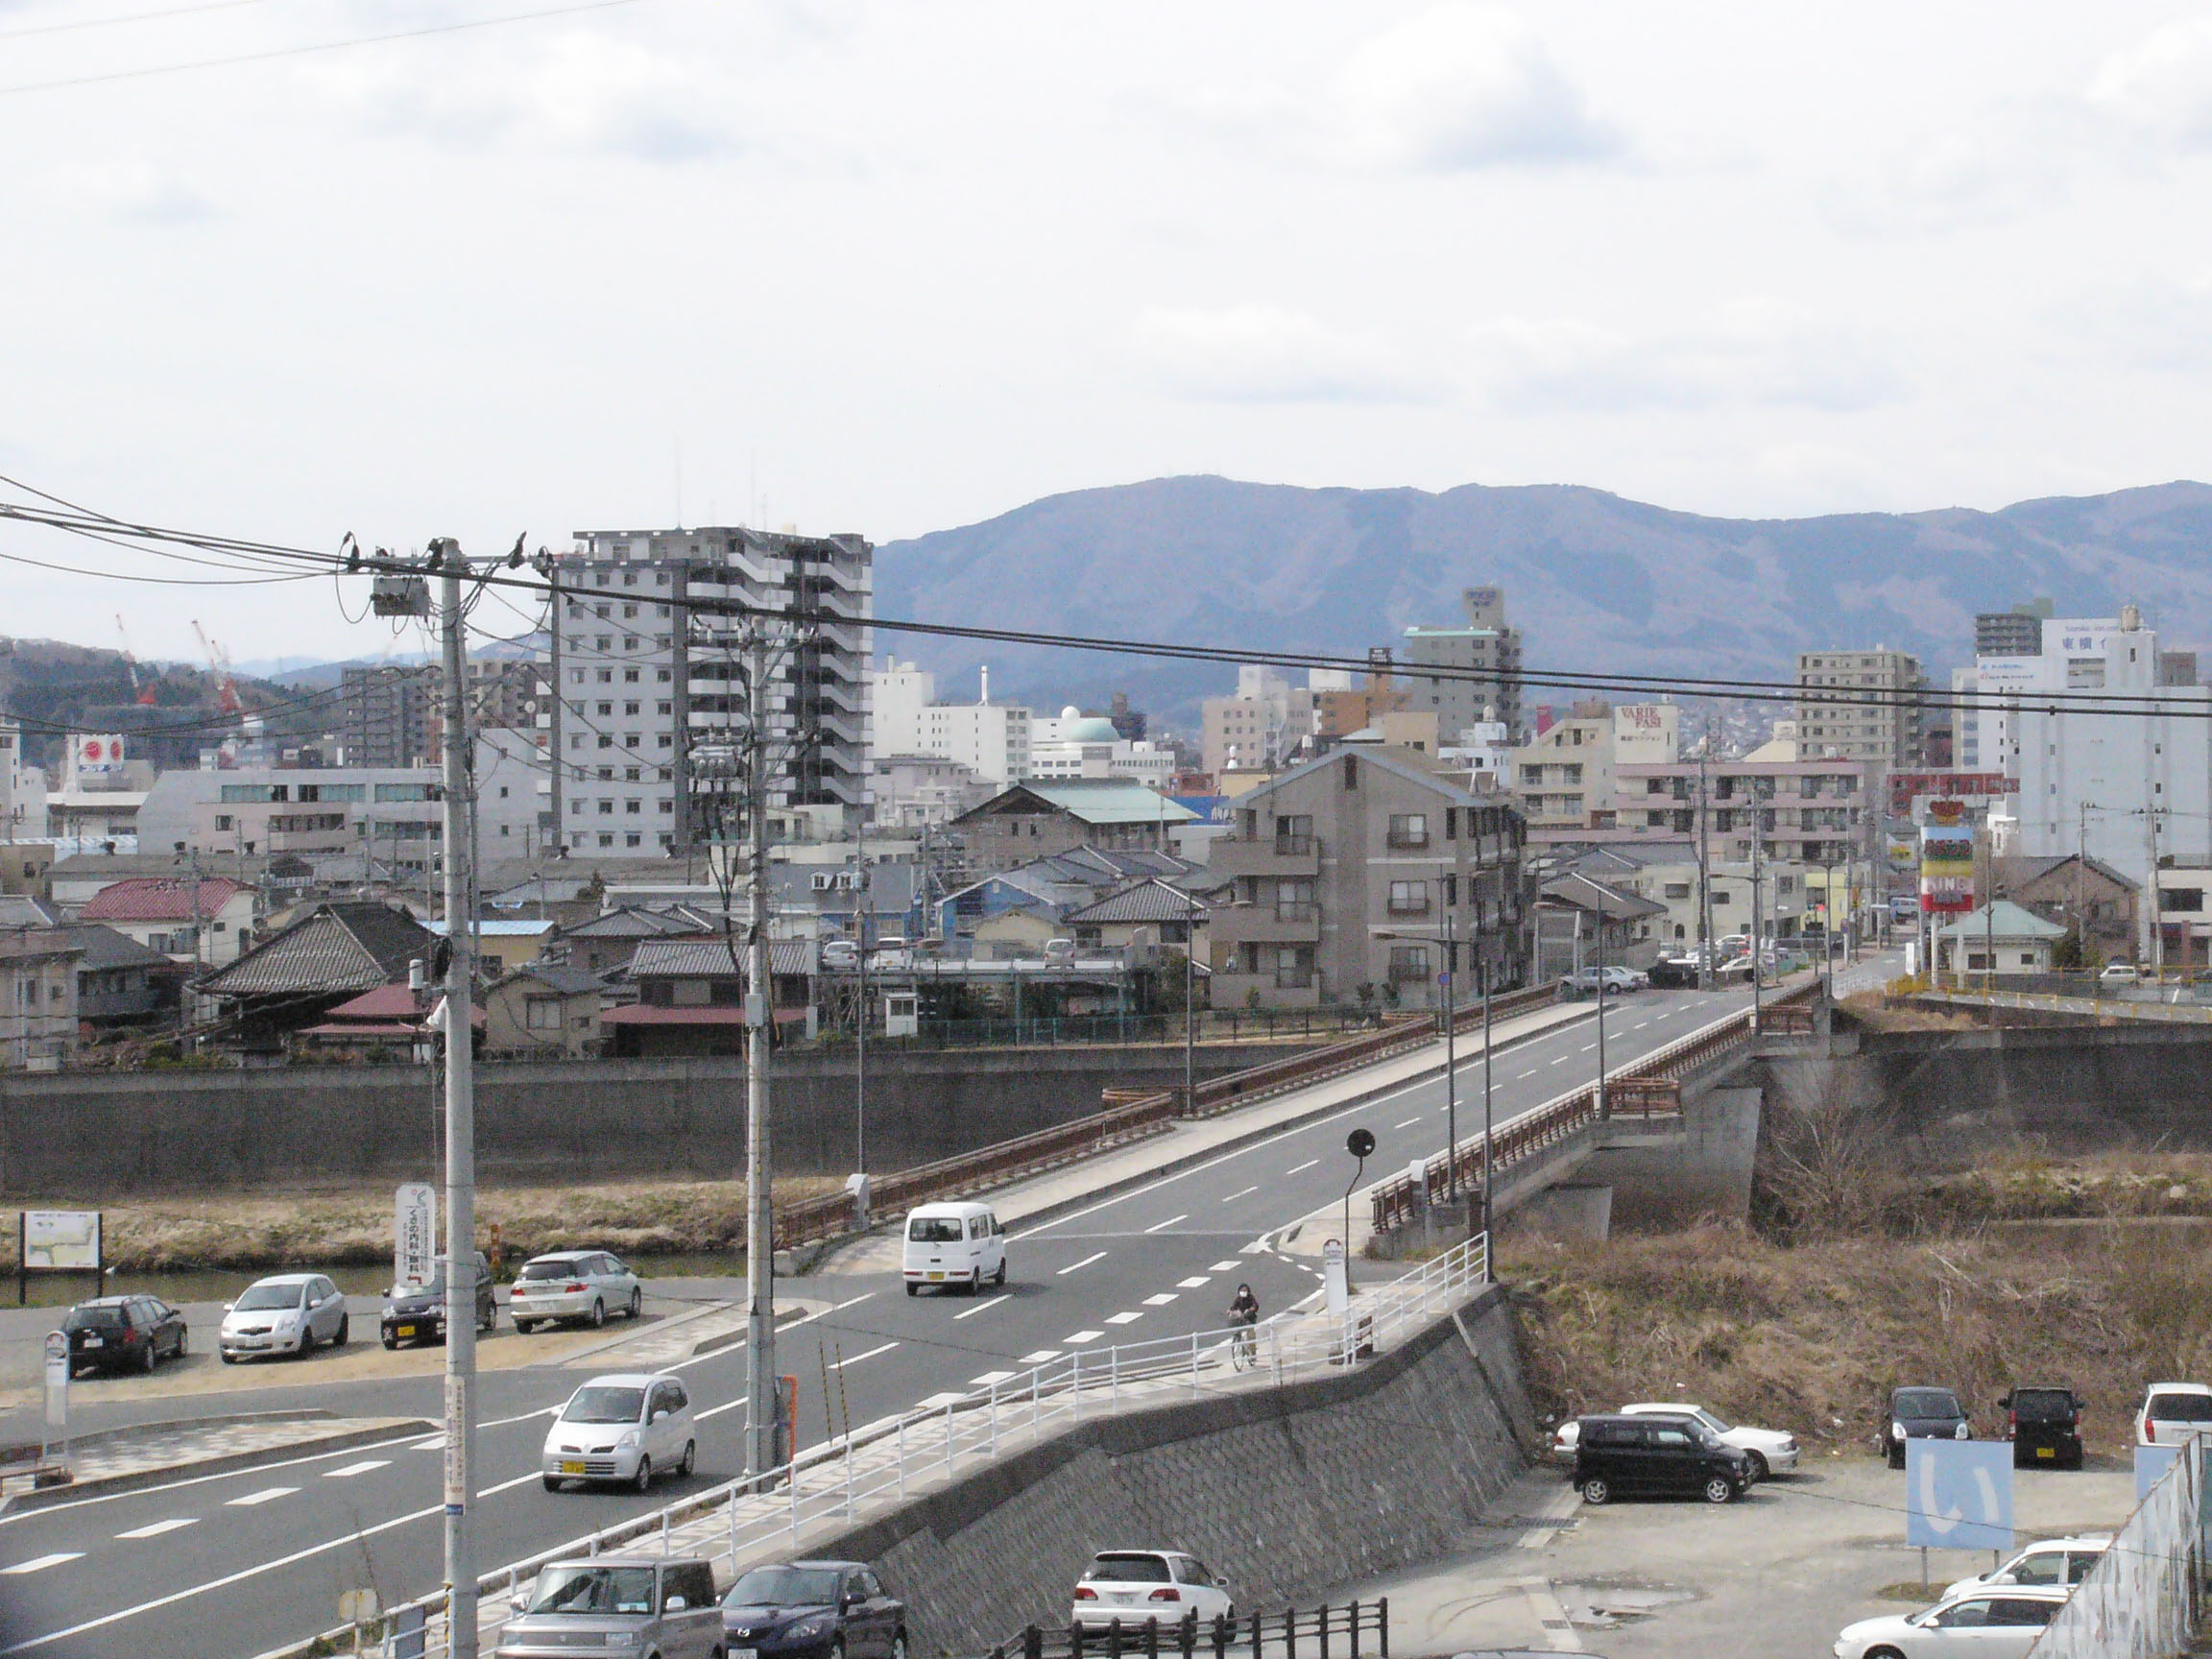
xmin=0 ymin=1043 xmax=1299 ymax=1196
xmin=815 ymin=1286 xmax=1536 ymax=1655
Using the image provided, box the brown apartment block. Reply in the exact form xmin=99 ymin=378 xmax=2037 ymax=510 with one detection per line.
xmin=1210 ymin=748 xmax=1528 ymax=1011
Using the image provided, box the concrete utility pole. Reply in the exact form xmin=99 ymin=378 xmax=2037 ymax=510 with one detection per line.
xmin=743 ymin=627 xmax=779 ymax=1478
xmin=1442 ymin=906 xmax=1457 ymax=1202
xmin=855 ymin=819 xmax=868 ymax=1175
xmin=1749 ymin=796 xmax=1764 ymax=1036
xmin=1479 ymin=954 xmax=1494 ymax=1271
xmin=1593 ymin=893 xmax=1609 ymax=1120
xmin=432 ymin=541 xmax=479 ymax=1659
xmin=1697 ymin=714 xmax=1717 ymax=992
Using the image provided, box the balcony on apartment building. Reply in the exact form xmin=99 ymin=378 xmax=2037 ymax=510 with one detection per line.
xmin=1213 ymin=830 xmax=1322 ymax=879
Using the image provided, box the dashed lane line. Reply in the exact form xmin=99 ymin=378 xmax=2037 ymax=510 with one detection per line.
xmin=1142 ymin=1293 xmax=1178 ymax=1307
xmin=225 ymin=1487 xmax=297 ymax=1508
xmin=1143 ymin=1214 xmax=1188 ymax=1233
xmin=1286 ymin=1159 xmax=1320 ymax=1175
xmin=115 ymin=1520 xmax=195 ymax=1541
xmin=1058 ymin=1251 xmax=1107 ymax=1275
xmin=1105 ymin=1311 xmax=1144 ymax=1325
xmin=322 ymin=1461 xmax=391 ymax=1479
xmin=1221 ymin=1186 xmax=1258 ymax=1204
xmin=0 ymin=1555 xmax=82 ymax=1576
xmin=952 ymin=1294 xmax=1009 ymax=1320
xmin=1394 ymin=1116 xmax=1422 ymax=1128
xmin=830 ymin=1341 xmax=899 ymax=1370
xmin=1064 ymin=1330 xmax=1104 ymax=1345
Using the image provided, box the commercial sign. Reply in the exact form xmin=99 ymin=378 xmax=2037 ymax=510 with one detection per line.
xmin=22 ymin=1211 xmax=101 ymax=1271
xmin=394 ymin=1183 xmax=436 ymax=1290
xmin=1919 ymin=801 xmax=1976 ymax=915
xmin=1905 ymin=1439 xmax=2013 ymax=1551
xmin=1887 ymin=771 xmax=2016 ymax=816
xmin=72 ymin=733 xmax=126 ymax=776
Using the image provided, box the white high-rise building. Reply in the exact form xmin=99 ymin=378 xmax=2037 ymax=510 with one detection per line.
xmin=867 ymin=660 xmax=1031 ymax=786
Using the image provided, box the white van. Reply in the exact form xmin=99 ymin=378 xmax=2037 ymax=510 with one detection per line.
xmin=902 ymin=1201 xmax=1007 ymax=1296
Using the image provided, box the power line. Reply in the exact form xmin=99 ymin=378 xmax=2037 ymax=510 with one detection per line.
xmin=0 ymin=0 xmax=286 ymax=40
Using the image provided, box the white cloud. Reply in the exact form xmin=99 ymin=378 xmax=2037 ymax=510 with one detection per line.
xmin=1129 ymin=305 xmax=1438 ymax=403
xmin=1333 ymin=4 xmax=1620 ymax=170
xmin=2089 ymin=16 xmax=2212 ymax=150
xmin=1467 ymin=301 xmax=1906 ymax=413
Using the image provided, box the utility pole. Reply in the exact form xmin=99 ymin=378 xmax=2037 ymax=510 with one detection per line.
xmin=2148 ymin=805 xmax=2164 ymax=978
xmin=854 ymin=818 xmax=868 ymax=1175
xmin=1696 ymin=713 xmax=1717 ymax=992
xmin=743 ymin=627 xmax=779 ymax=1479
xmin=1442 ymin=906 xmax=1457 ymax=1202
xmin=1594 ymin=893 xmax=1609 ymax=1120
xmin=1749 ymin=796 xmax=1764 ymax=1035
xmin=545 ymin=567 xmax=563 ymax=853
xmin=1479 ymin=955 xmax=1493 ymax=1273
xmin=432 ymin=541 xmax=478 ymax=1659
xmin=1182 ymin=891 xmax=1195 ymax=1116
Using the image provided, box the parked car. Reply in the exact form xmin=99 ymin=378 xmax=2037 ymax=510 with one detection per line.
xmin=902 ymin=1201 xmax=1007 ymax=1296
xmin=381 ymin=1252 xmax=496 ymax=1349
xmin=1571 ymin=1411 xmax=1753 ymax=1504
xmin=1551 ymin=1403 xmax=1799 ymax=1480
xmin=2000 ymin=1384 xmax=2084 ymax=1469
xmin=2135 ymin=1381 xmax=2212 ymax=1446
xmin=1831 ymin=1586 xmax=2070 ymax=1658
xmin=496 ymin=1556 xmax=722 ymax=1659
xmin=218 ymin=1274 xmax=349 ymax=1362
xmin=2098 ymin=962 xmax=2142 ymax=987
xmin=1941 ymin=1535 xmax=2110 ymax=1600
xmin=721 ymin=1560 xmax=908 ymax=1659
xmin=1071 ymin=1551 xmax=1233 ymax=1630
xmin=541 ymin=1371 xmax=695 ymax=1492
xmin=1884 ymin=1386 xmax=1972 ymax=1468
xmin=1562 ymin=967 xmax=1638 ymax=998
xmin=1647 ymin=957 xmax=1700 ymax=989
xmin=510 ymin=1250 xmax=643 ymax=1333
xmin=62 ymin=1295 xmax=187 ymax=1377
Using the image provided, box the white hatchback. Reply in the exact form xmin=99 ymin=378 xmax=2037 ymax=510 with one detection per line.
xmin=511 ymin=1251 xmax=644 ymax=1333
xmin=2136 ymin=1382 xmax=2212 ymax=1446
xmin=1072 ymin=1551 xmax=1232 ymax=1630
xmin=1942 ymin=1535 xmax=2109 ymax=1600
xmin=1832 ymin=1586 xmax=2068 ymax=1658
xmin=541 ymin=1373 xmax=696 ymax=1493
xmin=219 ymin=1274 xmax=349 ymax=1362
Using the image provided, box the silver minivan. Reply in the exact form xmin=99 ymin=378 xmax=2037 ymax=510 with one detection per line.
xmin=496 ymin=1557 xmax=724 ymax=1659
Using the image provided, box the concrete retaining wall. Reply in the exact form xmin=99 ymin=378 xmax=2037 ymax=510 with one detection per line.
xmin=809 ymin=1286 xmax=1535 ymax=1655
xmin=1578 ymin=1083 xmax=1765 ymax=1230
xmin=0 ymin=1043 xmax=1301 ymax=1197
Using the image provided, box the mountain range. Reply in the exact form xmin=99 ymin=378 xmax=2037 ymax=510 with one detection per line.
xmin=874 ymin=476 xmax=2212 ymax=731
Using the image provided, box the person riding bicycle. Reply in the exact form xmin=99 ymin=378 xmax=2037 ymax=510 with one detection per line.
xmin=1227 ymin=1283 xmax=1260 ymax=1365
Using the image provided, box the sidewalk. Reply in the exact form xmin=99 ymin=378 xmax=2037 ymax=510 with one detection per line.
xmin=0 ymin=1410 xmax=433 ymax=1513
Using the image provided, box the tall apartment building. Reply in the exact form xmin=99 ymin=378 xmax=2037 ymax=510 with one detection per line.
xmin=339 ymin=665 xmax=434 ymax=769
xmin=1975 ymin=607 xmax=2048 ymax=659
xmin=546 ymin=527 xmax=873 ymax=856
xmin=1401 ymin=587 xmax=1525 ymax=743
xmin=871 ymin=661 xmax=1030 ymax=786
xmin=1794 ymin=647 xmax=1926 ymax=770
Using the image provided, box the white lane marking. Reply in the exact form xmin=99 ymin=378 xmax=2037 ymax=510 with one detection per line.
xmin=480 ymin=1405 xmax=562 ymax=1429
xmin=830 ymin=1341 xmax=899 ymax=1370
xmin=1579 ymin=1043 xmax=1596 ymax=1053
xmin=1210 ymin=1261 xmax=1241 ymax=1272
xmin=1064 ymin=1330 xmax=1105 ymax=1345
xmin=1630 ymin=1021 xmax=1650 ymax=1031
xmin=970 ymin=1369 xmax=1016 ymax=1386
xmin=1018 ymin=1350 xmax=1062 ymax=1365
xmin=1394 ymin=1116 xmax=1422 ymax=1128
xmin=1176 ymin=1277 xmax=1212 ymax=1289
xmin=668 ymin=1289 xmax=880 ymax=1373
xmin=1105 ymin=1310 xmax=1144 ymax=1325
xmin=1221 ymin=1186 xmax=1258 ymax=1203
xmin=1516 ymin=1070 xmax=1538 ymax=1079
xmin=1057 ymin=1251 xmax=1107 ymax=1275
xmin=1142 ymin=1293 xmax=1178 ymax=1307
xmin=1238 ymin=1240 xmax=1269 ymax=1254
xmin=322 ymin=1460 xmax=391 ymax=1479
xmin=116 ymin=1519 xmax=196 ymax=1541
xmin=1548 ymin=1055 xmax=1570 ymax=1066
xmin=0 ymin=1554 xmax=82 ymax=1575
xmin=1286 ymin=1159 xmax=1320 ymax=1174
xmin=916 ymin=1391 xmax=966 ymax=1409
xmin=1143 ymin=1214 xmax=1188 ymax=1233
xmin=952 ymin=1294 xmax=1009 ymax=1320
xmin=226 ymin=1487 xmax=298 ymax=1507
xmin=409 ymin=1434 xmax=446 ymax=1452
xmin=483 ymin=1465 xmax=557 ymax=1496
xmin=696 ymin=1396 xmax=748 ymax=1420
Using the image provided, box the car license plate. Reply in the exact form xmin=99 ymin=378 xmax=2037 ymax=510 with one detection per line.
xmin=397 ymin=1325 xmax=416 ymax=1339
xmin=1112 ymin=1593 xmax=1135 ymax=1604
xmin=2037 ymin=1446 xmax=2056 ymax=1458
xmin=732 ymin=1649 xmax=759 ymax=1659
xmin=560 ymin=1460 xmax=586 ymax=1476
xmin=81 ymin=1336 xmax=102 ymax=1348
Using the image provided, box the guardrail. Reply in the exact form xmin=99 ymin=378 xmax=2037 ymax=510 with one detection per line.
xmin=2026 ymin=1434 xmax=2205 ymax=1659
xmin=985 ymin=1599 xmax=1389 ymax=1659
xmin=1368 ymin=984 xmax=1818 ymax=1236
xmin=307 ymin=1235 xmax=1491 ymax=1659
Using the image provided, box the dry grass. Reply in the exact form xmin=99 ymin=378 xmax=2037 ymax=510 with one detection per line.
xmin=1500 ymin=1216 xmax=2212 ymax=1454
xmin=0 ymin=1177 xmax=841 ymax=1274
xmin=1837 ymin=991 xmax=1983 ymax=1033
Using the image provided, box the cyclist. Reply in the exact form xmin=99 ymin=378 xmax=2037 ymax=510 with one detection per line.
xmin=1227 ymin=1283 xmax=1260 ymax=1367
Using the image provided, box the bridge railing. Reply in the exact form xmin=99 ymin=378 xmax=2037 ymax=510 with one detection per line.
xmin=2026 ymin=1434 xmax=2205 ymax=1659
xmin=986 ymin=1599 xmax=1390 ymax=1659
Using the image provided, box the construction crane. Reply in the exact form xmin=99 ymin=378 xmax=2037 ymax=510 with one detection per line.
xmin=114 ymin=614 xmax=157 ymax=707
xmin=190 ymin=619 xmax=240 ymax=715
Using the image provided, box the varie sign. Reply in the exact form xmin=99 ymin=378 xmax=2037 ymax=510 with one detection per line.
xmin=74 ymin=733 xmax=126 ymax=775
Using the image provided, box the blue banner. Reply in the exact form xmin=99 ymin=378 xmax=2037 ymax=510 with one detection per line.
xmin=1905 ymin=1440 xmax=2014 ymax=1551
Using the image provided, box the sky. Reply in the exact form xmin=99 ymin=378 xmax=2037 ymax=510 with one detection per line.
xmin=5 ymin=0 xmax=2212 ymax=665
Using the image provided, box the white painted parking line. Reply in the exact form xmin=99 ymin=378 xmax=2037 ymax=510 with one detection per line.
xmin=1064 ymin=1330 xmax=1105 ymax=1345
xmin=1210 ymin=1261 xmax=1240 ymax=1272
xmin=1221 ymin=1186 xmax=1258 ymax=1203
xmin=830 ymin=1341 xmax=899 ymax=1370
xmin=227 ymin=1487 xmax=298 ymax=1507
xmin=1286 ymin=1159 xmax=1320 ymax=1174
xmin=322 ymin=1461 xmax=390 ymax=1479
xmin=1176 ymin=1277 xmax=1212 ymax=1289
xmin=1143 ymin=1214 xmax=1188 ymax=1233
xmin=1394 ymin=1116 xmax=1422 ymax=1128
xmin=0 ymin=1554 xmax=81 ymax=1575
xmin=970 ymin=1370 xmax=1016 ymax=1386
xmin=116 ymin=1519 xmax=196 ymax=1541
xmin=1018 ymin=1350 xmax=1062 ymax=1365
xmin=1105 ymin=1310 xmax=1144 ymax=1325
xmin=1057 ymin=1251 xmax=1107 ymax=1275
xmin=952 ymin=1295 xmax=1009 ymax=1320
xmin=1142 ymin=1292 xmax=1178 ymax=1307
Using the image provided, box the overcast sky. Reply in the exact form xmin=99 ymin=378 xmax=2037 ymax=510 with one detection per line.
xmin=4 ymin=0 xmax=2212 ymax=664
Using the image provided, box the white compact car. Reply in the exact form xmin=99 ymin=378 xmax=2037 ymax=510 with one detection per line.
xmin=510 ymin=1250 xmax=643 ymax=1333
xmin=1551 ymin=1403 xmax=1800 ymax=1479
xmin=541 ymin=1372 xmax=696 ymax=1493
xmin=1072 ymin=1551 xmax=1232 ymax=1630
xmin=1942 ymin=1535 xmax=2110 ymax=1600
xmin=2136 ymin=1382 xmax=2212 ymax=1446
xmin=902 ymin=1202 xmax=1006 ymax=1296
xmin=219 ymin=1274 xmax=349 ymax=1362
xmin=1832 ymin=1585 xmax=2068 ymax=1657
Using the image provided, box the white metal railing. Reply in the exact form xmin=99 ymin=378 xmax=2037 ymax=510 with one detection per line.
xmin=306 ymin=1233 xmax=1491 ymax=1659
xmin=2027 ymin=1434 xmax=2206 ymax=1659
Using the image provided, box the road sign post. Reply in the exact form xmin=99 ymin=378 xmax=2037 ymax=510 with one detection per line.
xmin=395 ymin=1182 xmax=436 ymax=1291
xmin=41 ymin=1330 xmax=68 ymax=1479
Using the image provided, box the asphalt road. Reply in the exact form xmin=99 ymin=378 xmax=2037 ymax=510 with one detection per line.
xmin=0 ymin=983 xmax=1758 ymax=1659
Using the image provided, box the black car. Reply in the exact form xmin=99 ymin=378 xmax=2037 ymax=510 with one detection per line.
xmin=1571 ymin=1412 xmax=1753 ymax=1505
xmin=721 ymin=1560 xmax=908 ymax=1659
xmin=2002 ymin=1384 xmax=2085 ymax=1469
xmin=1647 ymin=958 xmax=1700 ymax=989
xmin=1885 ymin=1385 xmax=1972 ymax=1468
xmin=380 ymin=1252 xmax=496 ymax=1349
xmin=63 ymin=1295 xmax=187 ymax=1377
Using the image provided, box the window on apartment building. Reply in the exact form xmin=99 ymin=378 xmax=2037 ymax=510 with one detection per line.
xmin=595 ymin=604 xmax=611 ymax=618
xmin=1664 ymin=881 xmax=1692 ymax=900
xmin=625 ymin=800 xmax=641 ymax=815
xmin=598 ymin=832 xmax=614 ymax=847
xmin=598 ymin=735 xmax=613 ymax=749
xmin=1387 ymin=813 xmax=1429 ymax=850
xmin=569 ymin=668 xmax=585 ymax=685
xmin=566 ymin=603 xmax=584 ymax=618
xmin=659 ymin=733 xmax=674 ymax=748
xmin=659 ymin=799 xmax=673 ymax=813
xmin=624 ymin=701 xmax=640 ymax=715
xmin=569 ymin=800 xmax=583 ymax=815
xmin=597 ymin=669 xmax=613 ymax=684
xmin=593 ymin=572 xmax=609 ymax=587
xmin=1387 ymin=879 xmax=1430 ymax=915
xmin=1387 ymin=945 xmax=1430 ymax=982
xmin=597 ymin=702 xmax=613 ymax=716
xmin=659 ymin=767 xmax=673 ymax=781
xmin=623 ymin=604 xmax=638 ymax=618
xmin=2163 ymin=889 xmax=2204 ymax=912
xmin=624 ymin=669 xmax=639 ymax=684
xmin=626 ymin=832 xmax=642 ymax=847
xmin=594 ymin=636 xmax=612 ymax=652
xmin=658 ymin=669 xmax=672 ymax=683
xmin=1274 ymin=814 xmax=1313 ymax=855
xmin=1520 ymin=764 xmax=1543 ymax=786
xmin=624 ymin=733 xmax=639 ymax=747
xmin=597 ymin=800 xmax=613 ymax=814
xmin=569 ymin=734 xmax=583 ymax=750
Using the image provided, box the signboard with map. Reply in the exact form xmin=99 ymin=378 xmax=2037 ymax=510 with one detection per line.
xmin=22 ymin=1212 xmax=100 ymax=1271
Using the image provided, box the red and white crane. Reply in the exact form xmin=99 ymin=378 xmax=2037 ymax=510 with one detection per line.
xmin=190 ymin=618 xmax=240 ymax=715
xmin=114 ymin=613 xmax=157 ymax=706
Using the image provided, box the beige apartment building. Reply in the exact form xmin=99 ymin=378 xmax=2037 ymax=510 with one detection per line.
xmin=1210 ymin=748 xmax=1528 ymax=1010
xmin=1795 ymin=647 xmax=1927 ymax=770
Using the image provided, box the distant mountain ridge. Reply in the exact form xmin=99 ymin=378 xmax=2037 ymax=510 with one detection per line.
xmin=874 ymin=475 xmax=2212 ymax=728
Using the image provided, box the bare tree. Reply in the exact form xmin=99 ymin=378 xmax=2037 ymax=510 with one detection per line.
xmin=1757 ymin=1063 xmax=1899 ymax=1238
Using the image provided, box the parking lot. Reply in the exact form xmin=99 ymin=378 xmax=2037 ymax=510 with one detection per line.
xmin=1334 ymin=1454 xmax=2141 ymax=1656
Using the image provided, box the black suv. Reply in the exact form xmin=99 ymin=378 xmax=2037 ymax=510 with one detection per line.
xmin=1884 ymin=1385 xmax=1972 ymax=1468
xmin=63 ymin=1295 xmax=187 ymax=1377
xmin=1572 ymin=1412 xmax=1753 ymax=1505
xmin=380 ymin=1252 xmax=496 ymax=1349
xmin=721 ymin=1560 xmax=908 ymax=1659
xmin=2002 ymin=1384 xmax=2085 ymax=1469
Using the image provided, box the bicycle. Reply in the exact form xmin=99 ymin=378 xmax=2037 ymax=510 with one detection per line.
xmin=1228 ymin=1310 xmax=1259 ymax=1371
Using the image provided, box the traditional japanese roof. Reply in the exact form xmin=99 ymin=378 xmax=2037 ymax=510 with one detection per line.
xmin=197 ymin=902 xmax=434 ymax=998
xmin=1064 ymin=880 xmax=1209 ymax=926
xmin=493 ymin=962 xmax=606 ymax=998
xmin=954 ymin=781 xmax=1199 ymax=828
xmin=52 ymin=924 xmax=173 ymax=974
xmin=1934 ymin=900 xmax=2070 ymax=943
xmin=624 ymin=938 xmax=815 ymax=978
xmin=80 ymin=876 xmax=250 ymax=923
